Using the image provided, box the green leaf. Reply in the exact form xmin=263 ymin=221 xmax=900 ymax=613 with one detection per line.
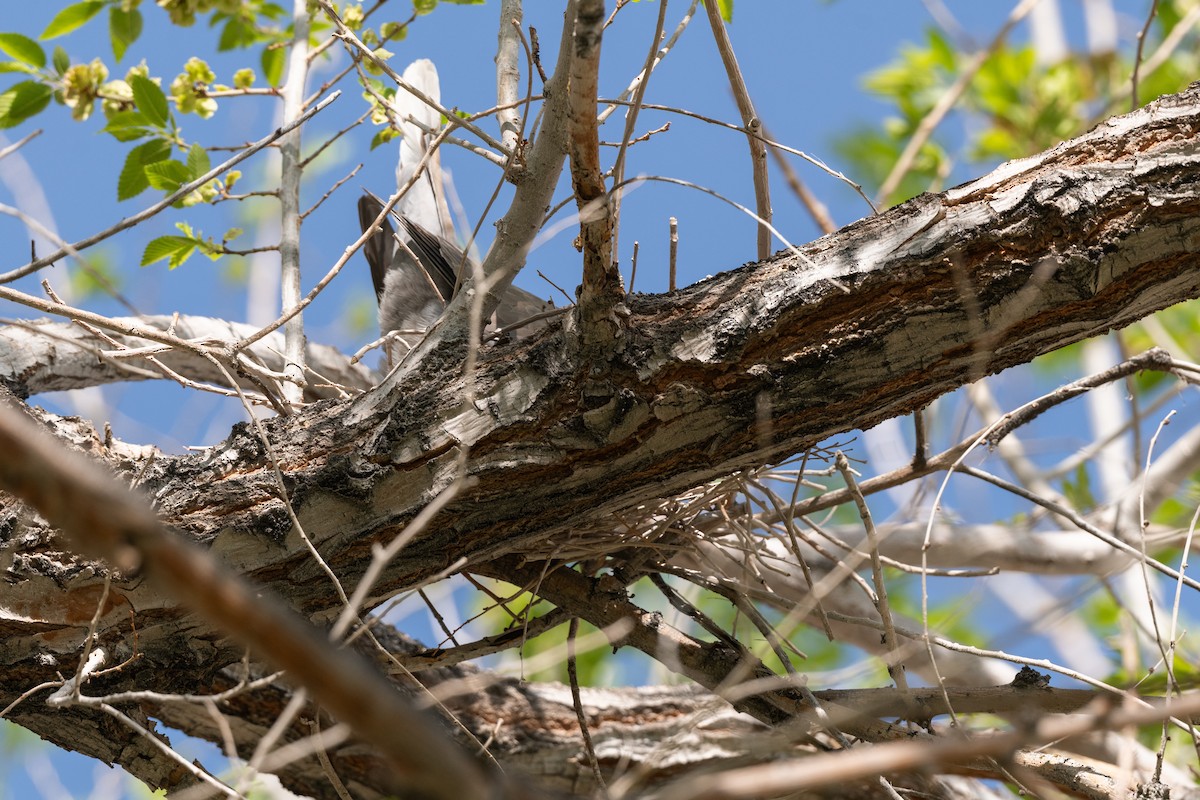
xmin=0 ymin=81 xmax=52 ymax=128
xmin=413 ymin=0 xmax=437 ymax=13
xmin=129 ymin=74 xmax=168 ymax=127
xmin=0 ymin=33 xmax=46 ymax=68
xmin=143 ymin=159 xmax=192 ymax=192
xmin=717 ymin=0 xmax=733 ymax=23
xmin=109 ymin=7 xmax=142 ymax=62
xmin=117 ymin=138 xmax=171 ymax=200
xmin=52 ymin=46 xmax=70 ymax=74
xmin=41 ymin=1 xmax=106 ymax=40
xmin=185 ymin=142 xmax=210 ymax=177
xmin=141 ymin=235 xmax=196 ymax=269
xmin=102 ymin=109 xmax=153 ymax=142
xmin=379 ymin=21 xmax=407 ymax=41
xmin=217 ymin=17 xmax=256 ymax=51
xmin=370 ymin=127 xmax=397 ymax=150
xmin=0 ymin=62 xmax=35 ymax=75
xmin=261 ymin=44 xmax=284 ymax=87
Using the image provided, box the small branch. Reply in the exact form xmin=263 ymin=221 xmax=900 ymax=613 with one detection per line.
xmin=610 ymin=0 xmax=669 ymax=260
xmin=1131 ymin=0 xmax=1160 ymax=112
xmin=874 ymin=0 xmax=1040 ymax=206
xmin=0 ymin=401 xmax=510 ymax=799
xmin=836 ymin=453 xmax=907 ymax=692
xmin=702 ymin=0 xmax=771 ymax=260
xmin=765 ymin=124 xmax=836 ymax=234
xmin=569 ymin=0 xmax=625 ymax=352
xmin=277 ymin=0 xmax=313 ymax=406
xmin=0 ymin=91 xmax=339 ymax=286
xmin=668 ymin=216 xmax=678 ymax=291
xmin=496 ymin=0 xmax=524 ymax=153
xmin=0 ymin=128 xmax=42 ymax=162
xmin=567 ymin=617 xmax=606 ymax=791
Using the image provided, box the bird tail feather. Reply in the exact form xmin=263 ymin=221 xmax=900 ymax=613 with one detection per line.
xmin=394 ymin=59 xmax=455 ymax=241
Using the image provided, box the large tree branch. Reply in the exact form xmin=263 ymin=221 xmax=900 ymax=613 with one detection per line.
xmin=0 ymin=315 xmax=374 ymax=400
xmin=5 ymin=79 xmax=1200 ymax=800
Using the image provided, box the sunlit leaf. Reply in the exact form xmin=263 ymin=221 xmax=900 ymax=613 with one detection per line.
xmin=0 ymin=33 xmax=45 ymax=68
xmin=0 ymin=81 xmax=52 ymax=128
xmin=185 ymin=142 xmax=211 ymax=177
xmin=141 ymin=235 xmax=196 ymax=269
xmin=261 ymin=43 xmax=284 ymax=86
xmin=129 ymin=73 xmax=168 ymax=127
xmin=41 ymin=2 xmax=105 ymax=40
xmin=109 ymin=7 xmax=142 ymax=62
xmin=143 ymin=158 xmax=192 ymax=192
xmin=117 ymin=138 xmax=171 ymax=200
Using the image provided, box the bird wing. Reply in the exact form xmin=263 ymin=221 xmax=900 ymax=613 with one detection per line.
xmin=357 ymin=193 xmax=393 ymax=302
xmin=395 ymin=214 xmax=458 ymax=305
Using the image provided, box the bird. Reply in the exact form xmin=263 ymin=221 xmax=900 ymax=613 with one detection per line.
xmin=357 ymin=192 xmax=553 ymax=350
xmin=358 ymin=59 xmax=552 ymax=358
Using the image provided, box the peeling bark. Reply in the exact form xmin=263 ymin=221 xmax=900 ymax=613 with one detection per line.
xmin=4 ymin=83 xmax=1200 ymax=798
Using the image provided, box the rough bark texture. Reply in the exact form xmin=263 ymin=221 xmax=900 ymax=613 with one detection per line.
xmin=4 ymin=83 xmax=1200 ymax=797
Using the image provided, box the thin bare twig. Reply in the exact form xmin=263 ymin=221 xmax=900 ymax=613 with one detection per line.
xmin=702 ymin=0 xmax=772 ymax=259
xmin=874 ymin=0 xmax=1041 ymax=206
xmin=0 ymin=93 xmax=340 ymax=286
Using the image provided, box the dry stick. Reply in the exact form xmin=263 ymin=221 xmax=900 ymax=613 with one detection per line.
xmin=764 ymin=124 xmax=836 ymax=235
xmin=607 ymin=98 xmax=873 ymax=210
xmin=668 ymin=216 xmax=678 ymax=291
xmin=610 ymin=0 xmax=669 ymax=262
xmin=655 ymin=690 xmax=1200 ymax=800
xmin=1077 ymin=7 xmax=1200 ymax=130
xmin=0 ymin=401 xmax=500 ymax=800
xmin=911 ymin=407 xmax=928 ymax=469
xmin=836 ymin=454 xmax=907 ymax=692
xmin=0 ymin=128 xmax=41 ymax=162
xmin=301 ymin=162 xmax=362 ymax=220
xmin=290 ymin=720 xmax=354 ymax=799
xmin=1 ymin=203 xmax=141 ymax=315
xmin=316 ymin=0 xmax=507 ymax=157
xmin=702 ymin=0 xmax=771 ymax=260
xmin=874 ymin=0 xmax=1041 ymax=207
xmin=567 ymin=617 xmax=606 ymax=792
xmin=960 ymin=465 xmax=1200 ymax=593
xmin=614 ymin=175 xmax=825 ymax=279
xmin=0 ymin=92 xmax=340 ymax=285
xmin=397 ymin=608 xmax=571 ymax=670
xmin=99 ymin=701 xmax=240 ymax=798
xmin=1131 ymin=0 xmax=1160 ymax=112
xmin=246 ymin=688 xmax=310 ymax=785
xmin=1136 ymin=411 xmax=1189 ymax=782
xmin=299 ymin=107 xmax=370 ymax=170
xmin=1165 ymin=504 xmax=1200 ymax=769
xmin=598 ymin=0 xmax=699 ymax=125
xmin=629 ymin=240 xmax=639 ymax=293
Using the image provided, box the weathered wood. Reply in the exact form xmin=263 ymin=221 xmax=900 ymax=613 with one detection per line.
xmin=4 ymin=81 xmax=1200 ymax=798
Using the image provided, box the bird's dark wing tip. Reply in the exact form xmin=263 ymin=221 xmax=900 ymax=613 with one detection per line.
xmin=358 ymin=193 xmax=393 ymax=302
